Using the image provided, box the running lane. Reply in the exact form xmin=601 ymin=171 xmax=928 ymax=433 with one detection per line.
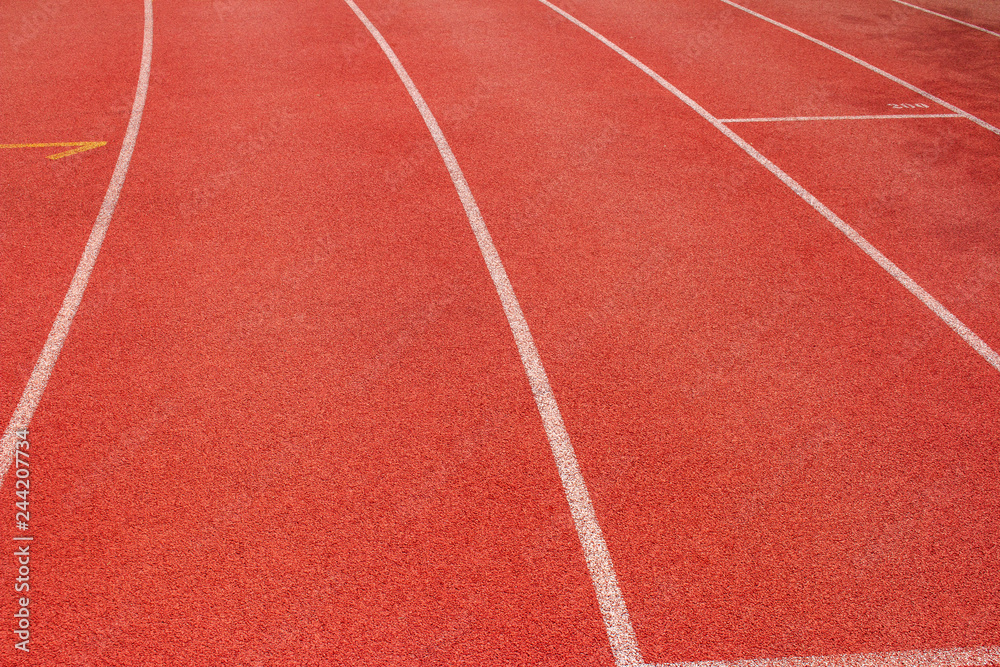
xmin=539 ymin=0 xmax=1000 ymax=364
xmin=0 ymin=0 xmax=142 ymax=433
xmin=718 ymin=0 xmax=1000 ymax=130
xmin=347 ymin=0 xmax=1000 ymax=661
xmin=3 ymin=0 xmax=614 ymax=663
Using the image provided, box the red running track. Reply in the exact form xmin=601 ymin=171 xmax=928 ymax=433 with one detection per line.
xmin=1 ymin=0 xmax=998 ymax=664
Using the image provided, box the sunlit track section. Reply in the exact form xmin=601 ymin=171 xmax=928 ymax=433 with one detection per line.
xmin=891 ymin=0 xmax=1000 ymax=38
xmin=719 ymin=114 xmax=961 ymax=122
xmin=0 ymin=0 xmax=153 ymax=486
xmin=717 ymin=0 xmax=1000 ymax=136
xmin=536 ymin=0 xmax=1000 ymax=378
xmin=339 ymin=0 xmax=642 ymax=664
xmin=647 ymin=645 xmax=1000 ymax=667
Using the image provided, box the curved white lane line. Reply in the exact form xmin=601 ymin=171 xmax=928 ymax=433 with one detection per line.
xmin=646 ymin=644 xmax=1000 ymax=667
xmin=537 ymin=0 xmax=1000 ymax=376
xmin=718 ymin=0 xmax=1000 ymax=136
xmin=340 ymin=0 xmax=642 ymax=664
xmin=891 ymin=0 xmax=1000 ymax=39
xmin=0 ymin=0 xmax=154 ymax=485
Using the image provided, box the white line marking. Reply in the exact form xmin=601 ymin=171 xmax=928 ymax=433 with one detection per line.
xmin=720 ymin=113 xmax=961 ymax=122
xmin=717 ymin=0 xmax=1000 ymax=136
xmin=645 ymin=645 xmax=1000 ymax=667
xmin=891 ymin=0 xmax=1000 ymax=38
xmin=339 ymin=1 xmax=642 ymax=664
xmin=537 ymin=0 xmax=1000 ymax=378
xmin=0 ymin=0 xmax=153 ymax=487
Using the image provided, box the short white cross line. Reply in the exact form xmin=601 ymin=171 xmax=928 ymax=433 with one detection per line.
xmin=643 ymin=644 xmax=1000 ymax=667
xmin=720 ymin=113 xmax=962 ymax=122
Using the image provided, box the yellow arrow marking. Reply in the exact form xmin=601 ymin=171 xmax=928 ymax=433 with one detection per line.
xmin=0 ymin=141 xmax=107 ymax=159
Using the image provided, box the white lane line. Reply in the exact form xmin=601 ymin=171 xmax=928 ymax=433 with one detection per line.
xmin=536 ymin=0 xmax=1000 ymax=367
xmin=891 ymin=0 xmax=1000 ymax=38
xmin=339 ymin=1 xmax=642 ymax=665
xmin=0 ymin=0 xmax=153 ymax=487
xmin=720 ymin=113 xmax=961 ymax=122
xmin=645 ymin=645 xmax=1000 ymax=667
xmin=717 ymin=0 xmax=1000 ymax=136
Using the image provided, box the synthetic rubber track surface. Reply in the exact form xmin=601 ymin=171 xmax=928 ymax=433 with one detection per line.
xmin=0 ymin=0 xmax=998 ymax=664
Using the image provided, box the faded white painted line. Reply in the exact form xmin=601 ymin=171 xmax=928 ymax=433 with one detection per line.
xmin=720 ymin=113 xmax=961 ymax=122
xmin=891 ymin=0 xmax=1000 ymax=38
xmin=339 ymin=1 xmax=642 ymax=665
xmin=539 ymin=0 xmax=1000 ymax=369
xmin=0 ymin=0 xmax=153 ymax=487
xmin=718 ymin=0 xmax=1000 ymax=136
xmin=645 ymin=644 xmax=1000 ymax=667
